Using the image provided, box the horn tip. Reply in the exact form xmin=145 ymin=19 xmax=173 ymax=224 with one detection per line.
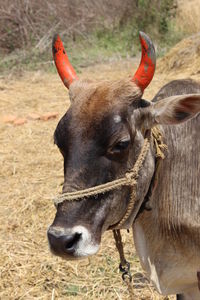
xmin=139 ymin=31 xmax=154 ymax=49
xmin=139 ymin=31 xmax=148 ymax=39
xmin=52 ymin=34 xmax=63 ymax=56
xmin=131 ymin=31 xmax=156 ymax=91
xmin=139 ymin=31 xmax=156 ymax=64
xmin=52 ymin=33 xmax=60 ymax=45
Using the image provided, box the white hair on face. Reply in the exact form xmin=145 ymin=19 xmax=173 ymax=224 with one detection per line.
xmin=113 ymin=115 xmax=121 ymax=123
xmin=72 ymin=225 xmax=99 ymax=257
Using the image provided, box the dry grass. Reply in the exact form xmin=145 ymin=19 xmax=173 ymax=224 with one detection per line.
xmin=156 ymin=0 xmax=200 ymax=77
xmin=1 ymin=55 xmax=198 ymax=299
xmin=157 ymin=1 xmax=200 ymax=76
xmin=157 ymin=32 xmax=200 ymax=76
xmin=176 ymin=0 xmax=200 ymax=34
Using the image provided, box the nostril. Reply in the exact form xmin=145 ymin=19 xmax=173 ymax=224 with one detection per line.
xmin=47 ymin=227 xmax=83 ymax=256
xmin=64 ymin=233 xmax=82 ymax=252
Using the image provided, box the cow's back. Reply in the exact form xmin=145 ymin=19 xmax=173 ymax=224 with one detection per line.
xmin=153 ymin=79 xmax=200 ymax=101
xmin=133 ymin=79 xmax=200 ymax=297
xmin=152 ymin=79 xmax=200 ymax=241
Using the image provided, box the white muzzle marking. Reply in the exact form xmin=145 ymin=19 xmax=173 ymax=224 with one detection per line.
xmin=71 ymin=225 xmax=99 ymax=257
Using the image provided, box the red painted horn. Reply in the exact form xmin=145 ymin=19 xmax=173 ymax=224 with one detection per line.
xmin=132 ymin=32 xmax=156 ymax=91
xmin=52 ymin=34 xmax=78 ymax=89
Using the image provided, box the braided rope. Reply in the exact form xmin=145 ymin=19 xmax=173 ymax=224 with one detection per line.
xmin=116 ymin=138 xmax=151 ymax=227
xmin=53 ymin=127 xmax=166 ymax=227
xmin=52 ymin=127 xmax=166 ymax=300
xmin=54 ymin=138 xmax=150 ymax=207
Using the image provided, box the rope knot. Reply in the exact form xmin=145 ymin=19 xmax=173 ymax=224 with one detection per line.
xmin=151 ymin=126 xmax=167 ymax=159
xmin=125 ymin=172 xmax=136 ymax=186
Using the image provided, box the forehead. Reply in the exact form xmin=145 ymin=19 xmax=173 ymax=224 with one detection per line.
xmin=68 ymin=79 xmax=142 ymax=127
xmin=54 ymin=79 xmax=142 ymax=148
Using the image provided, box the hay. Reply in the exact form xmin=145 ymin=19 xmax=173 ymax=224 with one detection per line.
xmin=176 ymin=0 xmax=200 ymax=34
xmin=157 ymin=33 xmax=200 ymax=76
xmin=0 ymin=59 xmax=183 ymax=299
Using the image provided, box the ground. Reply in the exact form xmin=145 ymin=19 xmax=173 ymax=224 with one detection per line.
xmin=0 ymin=55 xmax=199 ymax=299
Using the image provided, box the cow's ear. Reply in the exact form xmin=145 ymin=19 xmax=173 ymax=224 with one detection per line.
xmin=141 ymin=94 xmax=200 ymax=128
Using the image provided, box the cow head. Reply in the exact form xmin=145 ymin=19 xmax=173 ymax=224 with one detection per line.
xmin=48 ymin=33 xmax=200 ymax=259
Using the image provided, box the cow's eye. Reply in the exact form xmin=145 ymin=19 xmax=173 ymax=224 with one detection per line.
xmin=112 ymin=139 xmax=130 ymax=153
xmin=108 ymin=136 xmax=131 ymax=157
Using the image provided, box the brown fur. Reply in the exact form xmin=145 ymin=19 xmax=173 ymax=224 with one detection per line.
xmin=49 ymin=77 xmax=200 ymax=299
xmin=69 ymin=79 xmax=142 ymax=126
xmin=134 ymin=79 xmax=200 ymax=299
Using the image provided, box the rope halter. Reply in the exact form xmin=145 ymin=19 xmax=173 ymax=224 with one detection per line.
xmin=52 ymin=127 xmax=166 ymax=299
xmin=53 ymin=127 xmax=166 ymax=228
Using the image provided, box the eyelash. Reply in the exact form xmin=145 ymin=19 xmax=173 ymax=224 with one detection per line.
xmin=112 ymin=139 xmax=130 ymax=153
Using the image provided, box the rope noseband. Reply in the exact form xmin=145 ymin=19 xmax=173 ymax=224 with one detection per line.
xmin=53 ymin=127 xmax=166 ymax=299
xmin=54 ymin=137 xmax=150 ymax=227
xmin=53 ymin=127 xmax=166 ymax=228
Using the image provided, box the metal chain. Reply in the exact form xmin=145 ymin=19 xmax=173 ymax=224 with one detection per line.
xmin=113 ymin=229 xmax=135 ymax=299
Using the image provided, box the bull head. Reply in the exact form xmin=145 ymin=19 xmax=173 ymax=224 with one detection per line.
xmin=48 ymin=33 xmax=200 ymax=259
xmin=47 ymin=32 xmax=156 ymax=259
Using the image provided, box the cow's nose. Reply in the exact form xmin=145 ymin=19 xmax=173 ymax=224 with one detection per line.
xmin=47 ymin=227 xmax=82 ymax=255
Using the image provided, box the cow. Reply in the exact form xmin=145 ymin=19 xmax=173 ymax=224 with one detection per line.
xmin=47 ymin=32 xmax=200 ymax=299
